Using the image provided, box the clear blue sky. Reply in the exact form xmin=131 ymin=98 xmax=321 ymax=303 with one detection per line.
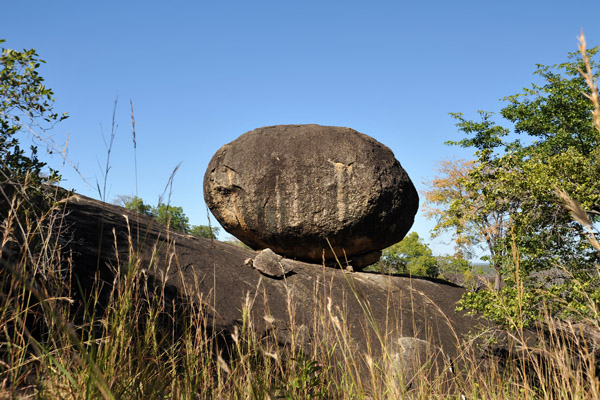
xmin=3 ymin=1 xmax=600 ymax=258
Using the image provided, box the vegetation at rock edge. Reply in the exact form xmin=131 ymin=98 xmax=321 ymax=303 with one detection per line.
xmin=422 ymin=36 xmax=600 ymax=329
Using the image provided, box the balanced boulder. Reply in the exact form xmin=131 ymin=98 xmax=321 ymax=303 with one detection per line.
xmin=203 ymin=124 xmax=418 ymax=269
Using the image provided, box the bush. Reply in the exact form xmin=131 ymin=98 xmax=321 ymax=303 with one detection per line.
xmin=0 ymin=39 xmax=67 ymax=223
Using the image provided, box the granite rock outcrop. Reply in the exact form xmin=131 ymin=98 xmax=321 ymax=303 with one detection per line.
xmin=203 ymin=124 xmax=419 ymax=269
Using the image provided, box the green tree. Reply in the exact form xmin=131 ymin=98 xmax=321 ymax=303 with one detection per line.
xmin=1 ymin=40 xmax=67 ymax=221
xmin=123 ymin=195 xmax=153 ymax=215
xmin=117 ymin=195 xmax=219 ymax=237
xmin=423 ymin=158 xmax=509 ymax=290
xmin=378 ymin=232 xmax=439 ymax=277
xmin=151 ymin=203 xmax=189 ymax=233
xmin=436 ymin=255 xmax=485 ymax=291
xmin=436 ymin=255 xmax=473 ymax=276
xmin=188 ymin=224 xmax=220 ymax=239
xmin=440 ymin=48 xmax=600 ymax=324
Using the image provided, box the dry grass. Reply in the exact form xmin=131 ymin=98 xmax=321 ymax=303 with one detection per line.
xmin=0 ymin=179 xmax=599 ymax=400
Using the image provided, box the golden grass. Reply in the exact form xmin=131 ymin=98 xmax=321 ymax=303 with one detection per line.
xmin=0 ymin=183 xmax=599 ymax=400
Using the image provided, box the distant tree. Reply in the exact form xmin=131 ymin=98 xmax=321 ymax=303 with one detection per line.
xmin=378 ymin=232 xmax=439 ymax=277
xmin=436 ymin=255 xmax=472 ymax=276
xmin=153 ymin=203 xmax=189 ymax=233
xmin=116 ymin=195 xmax=192 ymax=233
xmin=436 ymin=255 xmax=486 ymax=291
xmin=189 ymin=224 xmax=220 ymax=239
xmin=422 ymin=158 xmax=509 ymax=290
xmin=225 ymin=236 xmax=251 ymax=249
xmin=115 ymin=195 xmax=153 ymax=216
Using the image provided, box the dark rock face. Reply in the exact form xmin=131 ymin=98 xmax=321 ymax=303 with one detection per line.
xmin=59 ymin=192 xmax=480 ymax=368
xmin=203 ymin=124 xmax=419 ymax=268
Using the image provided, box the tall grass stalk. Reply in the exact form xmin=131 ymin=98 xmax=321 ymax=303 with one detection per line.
xmin=130 ymin=99 xmax=138 ymax=198
xmin=97 ymin=98 xmax=118 ymax=203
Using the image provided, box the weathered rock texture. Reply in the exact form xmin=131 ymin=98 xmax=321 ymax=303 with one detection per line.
xmin=389 ymin=337 xmax=443 ymax=388
xmin=60 ymin=192 xmax=480 ymax=372
xmin=204 ymin=124 xmax=419 ymax=269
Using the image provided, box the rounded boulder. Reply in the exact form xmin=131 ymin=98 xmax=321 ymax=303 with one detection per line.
xmin=203 ymin=124 xmax=418 ymax=269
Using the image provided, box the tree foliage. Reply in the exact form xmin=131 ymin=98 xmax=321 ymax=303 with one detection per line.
xmin=115 ymin=194 xmax=152 ymax=215
xmin=378 ymin=232 xmax=439 ymax=277
xmin=188 ymin=224 xmax=220 ymax=239
xmin=436 ymin=255 xmax=483 ymax=290
xmin=423 ymin=158 xmax=508 ymax=290
xmin=0 ymin=39 xmax=67 ymax=221
xmin=427 ymin=47 xmax=600 ymax=324
xmin=153 ymin=203 xmax=189 ymax=233
xmin=118 ymin=195 xmax=220 ymax=238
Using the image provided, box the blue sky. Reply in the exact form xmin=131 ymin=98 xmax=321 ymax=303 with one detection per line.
xmin=3 ymin=1 xmax=600 ymax=258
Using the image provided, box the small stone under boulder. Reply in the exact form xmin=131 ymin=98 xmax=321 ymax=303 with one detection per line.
xmin=203 ymin=124 xmax=419 ymax=269
xmin=245 ymin=248 xmax=295 ymax=279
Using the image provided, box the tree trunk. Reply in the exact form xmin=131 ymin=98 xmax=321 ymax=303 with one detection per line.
xmin=494 ymin=263 xmax=502 ymax=291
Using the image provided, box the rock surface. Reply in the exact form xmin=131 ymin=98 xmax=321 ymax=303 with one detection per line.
xmin=60 ymin=192 xmax=481 ymax=371
xmin=203 ymin=124 xmax=419 ymax=269
xmin=389 ymin=337 xmax=443 ymax=389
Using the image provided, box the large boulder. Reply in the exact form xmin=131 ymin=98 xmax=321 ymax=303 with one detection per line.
xmin=203 ymin=124 xmax=419 ymax=269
